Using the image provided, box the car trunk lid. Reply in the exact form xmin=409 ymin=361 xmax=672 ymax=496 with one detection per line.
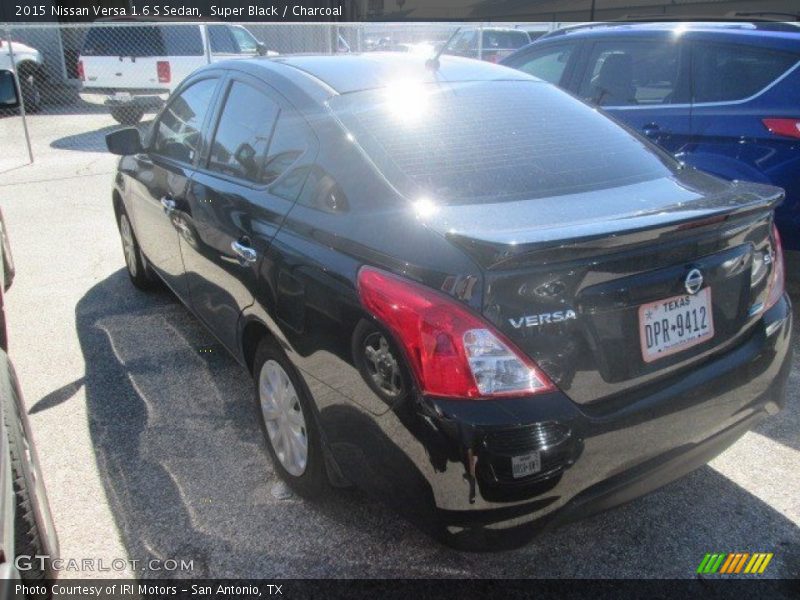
xmin=422 ymin=176 xmax=783 ymax=404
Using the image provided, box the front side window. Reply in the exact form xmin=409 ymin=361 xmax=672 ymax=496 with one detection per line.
xmin=152 ymin=78 xmax=217 ymax=163
xmin=229 ymin=27 xmax=259 ymax=54
xmin=207 ymin=82 xmax=280 ymax=183
xmin=691 ymin=41 xmax=799 ymax=103
xmin=514 ymin=44 xmax=575 ymax=84
xmin=578 ymin=40 xmax=683 ymax=106
xmin=208 ymin=25 xmax=237 ymax=54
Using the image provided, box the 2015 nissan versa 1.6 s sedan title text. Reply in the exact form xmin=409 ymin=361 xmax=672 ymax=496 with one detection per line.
xmin=104 ymin=54 xmax=792 ymax=549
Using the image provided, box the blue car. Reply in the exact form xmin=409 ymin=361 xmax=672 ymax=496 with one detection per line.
xmin=501 ymin=22 xmax=800 ymax=253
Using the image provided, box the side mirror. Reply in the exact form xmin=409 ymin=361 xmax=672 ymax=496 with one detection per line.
xmin=0 ymin=70 xmax=20 ymax=109
xmin=105 ymin=127 xmax=144 ymax=155
xmin=256 ymin=41 xmax=268 ymax=56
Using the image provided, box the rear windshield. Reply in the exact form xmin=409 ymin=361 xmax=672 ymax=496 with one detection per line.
xmin=331 ymin=80 xmax=674 ymax=204
xmin=81 ymin=25 xmax=203 ymax=57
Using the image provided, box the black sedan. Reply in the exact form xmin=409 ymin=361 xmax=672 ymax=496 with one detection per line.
xmin=105 ymin=54 xmax=792 ymax=549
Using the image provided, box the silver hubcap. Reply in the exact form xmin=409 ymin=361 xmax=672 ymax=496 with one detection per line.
xmin=363 ymin=333 xmax=403 ymax=398
xmin=259 ymin=360 xmax=308 ymax=477
xmin=120 ymin=215 xmax=138 ymax=277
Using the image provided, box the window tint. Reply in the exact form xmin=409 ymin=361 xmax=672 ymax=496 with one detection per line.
xmin=152 ymin=79 xmax=217 ymax=163
xmin=482 ymin=30 xmax=529 ymax=50
xmin=331 ymin=81 xmax=672 ymax=205
xmin=229 ymin=26 xmax=259 ymax=54
xmin=578 ymin=41 xmax=682 ymax=106
xmin=208 ymin=82 xmax=280 ymax=183
xmin=515 ymin=45 xmax=574 ymax=84
xmin=162 ymin=25 xmax=204 ymax=56
xmin=265 ymin=109 xmax=315 ymax=200
xmin=82 ymin=26 xmax=163 ymax=57
xmin=208 ymin=25 xmax=236 ymax=54
xmin=692 ymin=42 xmax=798 ymax=102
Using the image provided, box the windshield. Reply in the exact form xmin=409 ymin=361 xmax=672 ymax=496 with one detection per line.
xmin=330 ymin=80 xmax=674 ymax=205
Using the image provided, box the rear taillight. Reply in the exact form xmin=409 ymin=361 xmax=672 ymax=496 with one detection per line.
xmin=764 ymin=224 xmax=785 ymax=312
xmin=762 ymin=118 xmax=800 ymax=140
xmin=357 ymin=266 xmax=555 ymax=399
xmin=77 ymin=59 xmax=85 ymax=81
xmin=157 ymin=60 xmax=171 ymax=83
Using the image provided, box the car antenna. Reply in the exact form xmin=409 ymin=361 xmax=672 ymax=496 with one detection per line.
xmin=426 ymin=26 xmax=461 ymax=71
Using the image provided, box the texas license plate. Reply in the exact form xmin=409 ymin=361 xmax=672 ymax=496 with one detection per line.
xmin=639 ymin=287 xmax=714 ymax=363
xmin=511 ymin=451 xmax=542 ymax=479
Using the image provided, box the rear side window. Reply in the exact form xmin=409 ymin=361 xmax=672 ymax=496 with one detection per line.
xmin=207 ymin=82 xmax=280 ymax=183
xmin=208 ymin=25 xmax=237 ymax=54
xmin=265 ymin=109 xmax=315 ymax=200
xmin=691 ymin=42 xmax=799 ymax=102
xmin=152 ymin=78 xmax=217 ymax=163
xmin=578 ymin=40 xmax=683 ymax=106
xmin=332 ymin=81 xmax=673 ymax=205
xmin=513 ymin=44 xmax=575 ymax=84
xmin=82 ymin=25 xmax=164 ymax=57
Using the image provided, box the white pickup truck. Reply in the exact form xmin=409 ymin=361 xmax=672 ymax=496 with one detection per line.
xmin=0 ymin=39 xmax=45 ymax=111
xmin=78 ymin=23 xmax=275 ymax=124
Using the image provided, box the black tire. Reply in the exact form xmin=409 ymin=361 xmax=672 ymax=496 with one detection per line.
xmin=18 ymin=69 xmax=41 ymax=113
xmin=117 ymin=210 xmax=158 ymax=290
xmin=253 ymin=337 xmax=327 ymax=498
xmin=109 ymin=105 xmax=144 ymax=125
xmin=2 ymin=362 xmax=56 ymax=596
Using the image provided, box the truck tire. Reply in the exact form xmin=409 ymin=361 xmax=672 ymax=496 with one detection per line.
xmin=18 ymin=70 xmax=41 ymax=113
xmin=110 ymin=105 xmax=144 ymax=125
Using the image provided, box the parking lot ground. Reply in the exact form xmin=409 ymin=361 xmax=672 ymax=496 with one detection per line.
xmin=0 ymin=111 xmax=798 ymax=580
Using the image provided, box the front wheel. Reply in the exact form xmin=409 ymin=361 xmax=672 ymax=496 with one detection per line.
xmin=253 ymin=338 xmax=327 ymax=498
xmin=109 ymin=105 xmax=144 ymax=125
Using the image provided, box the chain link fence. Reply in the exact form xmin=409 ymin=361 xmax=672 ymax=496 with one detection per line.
xmin=0 ymin=21 xmax=556 ymax=171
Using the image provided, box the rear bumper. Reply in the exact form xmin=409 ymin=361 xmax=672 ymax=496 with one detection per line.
xmin=79 ymin=88 xmax=168 ymax=107
xmin=357 ymin=294 xmax=792 ymax=544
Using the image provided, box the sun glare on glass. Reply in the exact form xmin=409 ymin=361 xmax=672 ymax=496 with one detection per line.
xmin=384 ymin=80 xmax=430 ymax=122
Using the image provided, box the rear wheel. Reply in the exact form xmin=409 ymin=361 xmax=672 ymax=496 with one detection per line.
xmin=109 ymin=105 xmax=144 ymax=125
xmin=253 ymin=338 xmax=326 ymax=498
xmin=118 ymin=211 xmax=158 ymax=290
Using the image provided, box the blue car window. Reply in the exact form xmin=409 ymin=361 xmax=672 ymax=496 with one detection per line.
xmin=579 ymin=41 xmax=682 ymax=106
xmin=691 ymin=42 xmax=799 ymax=103
xmin=514 ymin=45 xmax=575 ymax=84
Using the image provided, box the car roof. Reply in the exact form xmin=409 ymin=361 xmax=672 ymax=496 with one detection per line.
xmin=243 ymin=53 xmax=534 ymax=96
xmin=541 ymin=21 xmax=800 ymax=40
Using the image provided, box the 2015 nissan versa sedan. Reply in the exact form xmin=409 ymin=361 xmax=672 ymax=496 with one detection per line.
xmin=105 ymin=54 xmax=793 ymax=549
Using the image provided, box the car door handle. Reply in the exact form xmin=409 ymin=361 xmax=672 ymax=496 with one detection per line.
xmin=231 ymin=239 xmax=257 ymax=264
xmin=161 ymin=196 xmax=177 ymax=214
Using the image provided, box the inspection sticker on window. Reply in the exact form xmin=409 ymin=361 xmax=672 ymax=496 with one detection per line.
xmin=512 ymin=451 xmax=542 ymax=479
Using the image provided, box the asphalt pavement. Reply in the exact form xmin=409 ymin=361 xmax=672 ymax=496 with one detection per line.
xmin=0 ymin=109 xmax=797 ymax=580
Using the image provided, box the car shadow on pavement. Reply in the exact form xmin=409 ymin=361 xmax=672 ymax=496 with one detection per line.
xmin=50 ymin=121 xmax=154 ymax=153
xmin=71 ymin=270 xmax=800 ymax=580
